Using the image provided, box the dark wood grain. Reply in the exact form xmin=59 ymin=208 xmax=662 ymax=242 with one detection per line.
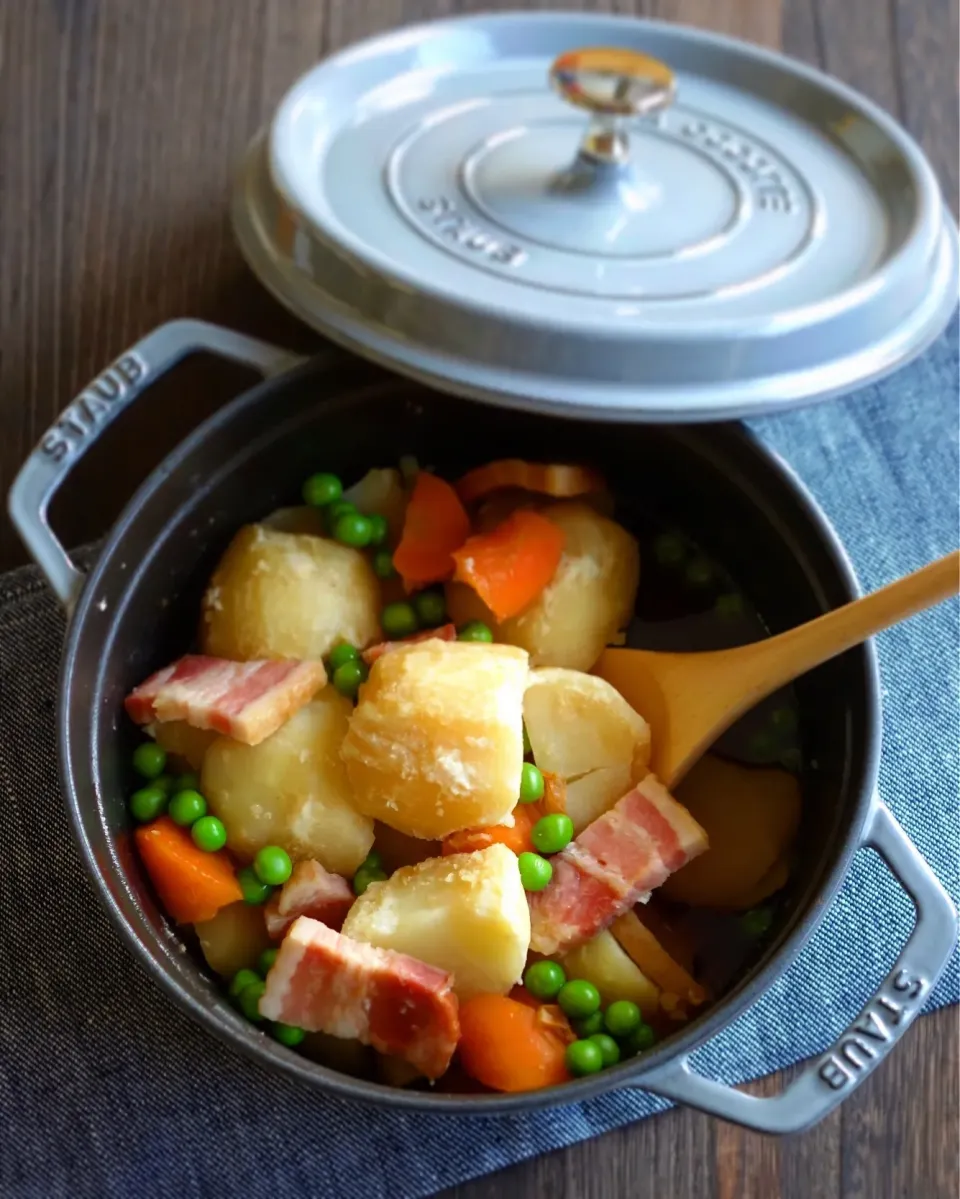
xmin=0 ymin=2 xmax=956 ymax=1197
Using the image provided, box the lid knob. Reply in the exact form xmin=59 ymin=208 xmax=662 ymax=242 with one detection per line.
xmin=550 ymin=47 xmax=676 ymax=165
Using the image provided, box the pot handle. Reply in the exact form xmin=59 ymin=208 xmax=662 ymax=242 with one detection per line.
xmin=7 ymin=319 xmax=304 ymax=610
xmin=635 ymin=797 xmax=957 ymax=1133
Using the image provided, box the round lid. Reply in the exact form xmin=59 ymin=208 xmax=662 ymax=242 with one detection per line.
xmin=235 ymin=12 xmax=959 ymax=421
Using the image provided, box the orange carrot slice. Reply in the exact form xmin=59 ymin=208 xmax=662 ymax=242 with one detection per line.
xmin=451 ymin=510 xmax=565 ymax=622
xmin=135 ymin=816 xmax=243 ymax=924
xmin=610 ymin=910 xmax=708 ymax=1009
xmin=458 ymin=995 xmax=573 ymax=1092
xmin=456 ymin=460 xmax=605 ymax=505
xmin=393 ymin=472 xmax=471 ymax=590
xmin=541 ymin=771 xmax=567 ymax=815
xmin=442 ymin=804 xmax=538 ymax=857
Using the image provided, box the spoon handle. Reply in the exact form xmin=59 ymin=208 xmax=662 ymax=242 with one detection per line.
xmin=739 ymin=549 xmax=959 ymax=695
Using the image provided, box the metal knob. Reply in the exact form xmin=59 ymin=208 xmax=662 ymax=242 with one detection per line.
xmin=550 ymin=47 xmax=676 ymax=165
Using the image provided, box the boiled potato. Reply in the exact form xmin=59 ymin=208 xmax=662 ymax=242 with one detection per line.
xmin=661 ymin=755 xmax=801 ymax=909
xmin=201 ymin=690 xmax=374 ymax=875
xmin=194 ymin=901 xmax=271 ymax=979
xmin=341 ymin=640 xmax=527 ymax=839
xmin=260 ymin=506 xmax=326 ymax=536
xmin=561 ymin=929 xmax=659 ymax=1019
xmin=151 ymin=720 xmax=217 ymax=771
xmin=342 ymin=844 xmax=530 ymax=1001
xmin=202 ymin=524 xmax=381 ymax=661
xmin=446 ymin=501 xmax=639 ymax=672
xmin=524 ymin=669 xmax=650 ymax=781
xmin=565 ymin=764 xmax=633 ymax=834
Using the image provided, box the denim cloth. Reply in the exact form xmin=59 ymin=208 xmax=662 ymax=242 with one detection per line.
xmin=1 ymin=319 xmax=957 ymax=1199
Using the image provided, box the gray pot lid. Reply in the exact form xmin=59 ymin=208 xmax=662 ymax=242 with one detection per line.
xmin=233 ymin=12 xmax=959 ymax=421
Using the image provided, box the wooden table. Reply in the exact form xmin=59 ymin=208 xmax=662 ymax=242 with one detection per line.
xmin=1 ymin=2 xmax=957 ymax=1196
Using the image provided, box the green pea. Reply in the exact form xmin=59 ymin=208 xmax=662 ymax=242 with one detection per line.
xmin=237 ymin=866 xmax=273 ymax=906
xmin=781 ymin=747 xmax=803 ymax=774
xmin=623 ymin=1022 xmax=657 ymax=1055
xmin=715 ymin=593 xmax=744 ymax=619
xmin=152 ymin=775 xmax=177 ymax=796
xmin=523 ymin=960 xmax=566 ymax=1001
xmin=590 ymin=1033 xmax=621 ymax=1068
xmin=258 ymin=948 xmax=279 ymax=977
xmin=353 ymin=865 xmax=388 ymax=896
xmin=517 ymin=852 xmax=553 ymax=892
xmin=228 ymin=968 xmax=262 ymax=999
xmin=653 ymin=532 xmax=685 ymax=566
xmin=740 ymin=905 xmax=775 ymax=939
xmin=572 ymin=1011 xmax=606 ymax=1038
xmin=565 ymin=1039 xmax=604 ymax=1077
xmin=271 ymin=1022 xmax=306 ymax=1047
xmin=332 ymin=659 xmax=368 ymax=699
xmin=334 ymin=511 xmax=374 ymax=548
xmin=381 ymin=601 xmax=419 ymax=639
xmin=302 ymin=472 xmax=343 ymax=508
xmin=238 ymin=979 xmax=266 ymax=1022
xmin=363 ymin=851 xmax=382 ymax=869
xmin=522 ymin=722 xmax=532 ymax=757
xmin=771 ymin=706 xmax=798 ymax=733
xmin=412 ymin=589 xmax=446 ymax=628
xmin=518 ymin=762 xmax=545 ymax=804
xmin=129 ymin=784 xmax=168 ymax=824
xmin=372 ymin=549 xmax=396 ymax=579
xmin=557 ymin=979 xmax=601 ymax=1020
xmin=254 ymin=846 xmax=293 ymax=887
xmin=132 ymin=742 xmax=167 ymax=780
xmin=328 ymin=642 xmax=360 ymax=672
xmin=324 ymin=500 xmax=356 ymax=533
xmin=749 ymin=728 xmax=778 ymax=759
xmin=168 ymin=789 xmax=207 ymax=827
xmin=176 ymin=771 xmax=200 ymax=794
xmin=191 ymin=815 xmax=227 ymax=853
xmin=457 ymin=621 xmax=493 ymax=643
xmin=604 ymin=999 xmax=641 ymax=1038
xmin=530 ymin=813 xmax=574 ymax=855
xmin=367 ymin=514 xmax=389 ymax=547
xmin=685 ymin=557 xmax=713 ymax=587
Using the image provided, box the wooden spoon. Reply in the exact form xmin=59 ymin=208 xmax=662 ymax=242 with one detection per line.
xmin=595 ymin=550 xmax=959 ymax=788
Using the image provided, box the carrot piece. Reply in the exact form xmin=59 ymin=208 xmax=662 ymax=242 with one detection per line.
xmin=458 ymin=995 xmax=573 ymax=1092
xmin=393 ymin=472 xmax=471 ymax=590
xmin=442 ymin=804 xmax=538 ymax=857
xmin=452 ymin=510 xmax=565 ymax=622
xmin=610 ymin=910 xmax=708 ymax=1010
xmin=541 ymin=771 xmax=567 ymax=815
xmin=456 ymin=460 xmax=605 ymax=506
xmin=135 ymin=816 xmax=243 ymax=924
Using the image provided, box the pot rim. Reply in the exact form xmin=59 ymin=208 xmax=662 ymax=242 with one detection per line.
xmin=57 ymin=358 xmax=881 ymax=1113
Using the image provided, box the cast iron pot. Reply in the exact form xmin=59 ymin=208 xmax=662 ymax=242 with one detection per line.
xmin=9 ymin=320 xmax=957 ymax=1133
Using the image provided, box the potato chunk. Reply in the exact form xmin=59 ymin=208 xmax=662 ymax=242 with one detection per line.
xmin=342 ymin=844 xmax=530 ymax=1001
xmin=341 ymin=640 xmax=528 ymax=839
xmin=564 ymin=764 xmax=633 ymax=834
xmin=447 ymin=501 xmax=639 ymax=672
xmin=194 ymin=901 xmax=271 ymax=979
xmin=202 ymin=524 xmax=381 ymax=661
xmin=201 ymin=690 xmax=374 ymax=875
xmin=561 ymin=929 xmax=659 ymax=1019
xmin=151 ymin=720 xmax=217 ymax=771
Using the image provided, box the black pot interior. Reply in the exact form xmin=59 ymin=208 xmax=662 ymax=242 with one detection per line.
xmin=62 ymin=354 xmax=878 ymax=1109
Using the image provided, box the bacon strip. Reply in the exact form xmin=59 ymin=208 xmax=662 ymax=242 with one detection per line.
xmin=361 ymin=624 xmax=457 ymax=666
xmin=264 ymin=860 xmax=355 ymax=939
xmin=528 ymin=773 xmax=708 ymax=955
xmin=125 ymin=654 xmax=326 ymax=746
xmin=260 ymin=917 xmax=460 ymax=1079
